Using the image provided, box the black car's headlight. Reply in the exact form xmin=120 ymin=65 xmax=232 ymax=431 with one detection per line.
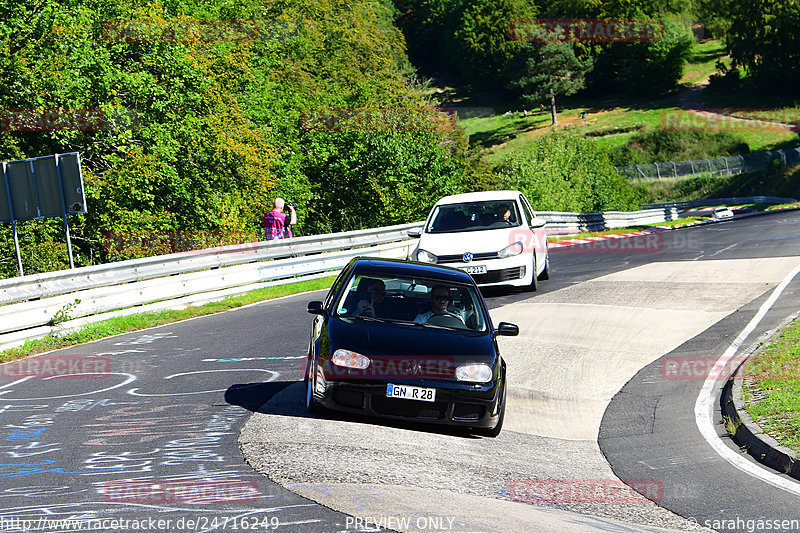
xmin=455 ymin=363 xmax=493 ymax=383
xmin=332 ymin=349 xmax=371 ymax=369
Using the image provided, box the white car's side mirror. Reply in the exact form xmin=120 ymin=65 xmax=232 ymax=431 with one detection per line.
xmin=530 ymin=217 xmax=547 ymax=228
xmin=407 ymin=229 xmax=421 ymax=238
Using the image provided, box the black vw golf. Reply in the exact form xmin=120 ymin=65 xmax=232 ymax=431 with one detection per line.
xmin=304 ymin=257 xmax=518 ymax=437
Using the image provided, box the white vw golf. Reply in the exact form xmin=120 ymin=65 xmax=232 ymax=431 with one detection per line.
xmin=408 ymin=191 xmax=550 ymax=289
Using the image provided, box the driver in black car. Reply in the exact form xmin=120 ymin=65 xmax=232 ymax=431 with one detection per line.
xmin=413 ymin=284 xmax=452 ymax=324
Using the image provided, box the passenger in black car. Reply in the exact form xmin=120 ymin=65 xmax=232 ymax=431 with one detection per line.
xmin=354 ymin=278 xmax=389 ymax=318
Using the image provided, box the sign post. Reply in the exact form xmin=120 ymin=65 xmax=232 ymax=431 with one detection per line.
xmin=0 ymin=153 xmax=87 ymax=276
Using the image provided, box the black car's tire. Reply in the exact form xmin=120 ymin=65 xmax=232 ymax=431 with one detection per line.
xmin=477 ymin=387 xmax=505 ymax=438
xmin=538 ymin=253 xmax=550 ymax=281
xmin=305 ymin=372 xmax=323 ymax=415
xmin=525 ymin=256 xmax=538 ymax=291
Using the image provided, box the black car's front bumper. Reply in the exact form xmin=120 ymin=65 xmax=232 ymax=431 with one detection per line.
xmin=313 ymin=374 xmax=505 ymax=429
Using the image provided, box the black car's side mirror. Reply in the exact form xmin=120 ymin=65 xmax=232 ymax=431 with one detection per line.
xmin=407 ymin=229 xmax=421 ymax=238
xmin=494 ymin=322 xmax=519 ymax=337
xmin=307 ymin=301 xmax=325 ymax=315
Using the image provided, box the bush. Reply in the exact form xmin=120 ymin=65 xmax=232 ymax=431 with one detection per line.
xmin=609 ymin=127 xmax=750 ymax=167
xmin=495 ymin=132 xmax=642 ymax=212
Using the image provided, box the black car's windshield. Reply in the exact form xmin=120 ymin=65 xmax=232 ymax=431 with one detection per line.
xmin=334 ymin=275 xmax=488 ymax=332
xmin=426 ymin=200 xmax=521 ymax=233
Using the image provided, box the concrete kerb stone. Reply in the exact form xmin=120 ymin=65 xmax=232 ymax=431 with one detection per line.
xmin=721 ymin=311 xmax=800 ymax=479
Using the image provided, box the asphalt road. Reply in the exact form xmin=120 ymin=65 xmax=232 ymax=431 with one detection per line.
xmin=0 ymin=210 xmax=798 ymax=533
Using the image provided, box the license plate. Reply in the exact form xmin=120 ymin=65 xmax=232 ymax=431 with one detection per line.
xmin=386 ymin=383 xmax=436 ymax=402
xmin=460 ymin=265 xmax=487 ymax=275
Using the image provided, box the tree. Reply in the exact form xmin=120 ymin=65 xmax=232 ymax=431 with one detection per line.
xmin=509 ymin=42 xmax=592 ymax=125
xmin=726 ymin=0 xmax=800 ymax=89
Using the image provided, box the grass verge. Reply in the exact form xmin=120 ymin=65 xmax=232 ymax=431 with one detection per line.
xmin=0 ymin=276 xmax=336 ymax=364
xmin=742 ymin=317 xmax=800 ymax=454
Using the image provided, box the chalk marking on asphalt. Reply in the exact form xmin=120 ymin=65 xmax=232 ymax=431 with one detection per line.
xmin=0 ymin=373 xmax=137 ymax=401
xmin=695 ymin=260 xmax=800 ymax=494
xmin=127 ymin=369 xmax=278 ymax=396
xmin=709 ymin=243 xmax=738 ymax=257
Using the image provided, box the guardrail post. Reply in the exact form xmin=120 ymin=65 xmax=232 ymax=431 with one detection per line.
xmin=671 ymin=161 xmax=677 ymax=178
xmin=724 ymin=157 xmax=730 ymax=174
xmin=655 ymin=162 xmax=661 ymax=179
xmin=690 ymin=160 xmax=696 ymax=178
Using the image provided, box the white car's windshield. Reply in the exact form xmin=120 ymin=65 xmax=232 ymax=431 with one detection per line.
xmin=426 ymin=201 xmax=521 ymax=233
xmin=334 ymin=274 xmax=488 ymax=332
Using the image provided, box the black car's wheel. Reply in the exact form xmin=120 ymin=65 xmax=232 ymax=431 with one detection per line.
xmin=305 ymin=369 xmax=323 ymax=415
xmin=538 ymin=252 xmax=550 ymax=281
xmin=477 ymin=383 xmax=506 ymax=438
xmin=525 ymin=256 xmax=538 ymax=291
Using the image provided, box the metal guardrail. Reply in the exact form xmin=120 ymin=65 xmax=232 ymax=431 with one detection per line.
xmin=538 ymin=208 xmax=678 ymax=233
xmin=0 ymin=223 xmax=422 ymax=347
xmin=0 ymin=207 xmax=682 ymax=349
xmin=643 ymin=196 xmax=797 ymax=210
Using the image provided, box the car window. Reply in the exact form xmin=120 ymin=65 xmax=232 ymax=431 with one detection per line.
xmin=333 ymin=275 xmax=487 ymax=332
xmin=426 ymin=201 xmax=521 ymax=233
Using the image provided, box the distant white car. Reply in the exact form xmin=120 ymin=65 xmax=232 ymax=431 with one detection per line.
xmin=712 ymin=207 xmax=734 ymax=220
xmin=408 ymin=190 xmax=550 ymax=290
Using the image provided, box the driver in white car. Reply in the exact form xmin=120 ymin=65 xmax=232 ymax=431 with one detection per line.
xmin=414 ymin=285 xmax=453 ymax=324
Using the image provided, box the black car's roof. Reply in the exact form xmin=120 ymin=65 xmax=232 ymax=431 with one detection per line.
xmin=349 ymin=257 xmax=475 ymax=284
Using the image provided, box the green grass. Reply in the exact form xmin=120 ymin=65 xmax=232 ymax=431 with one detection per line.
xmin=0 ymin=276 xmax=336 ymax=363
xmin=458 ymin=98 xmax=796 ymax=165
xmin=766 ymin=202 xmax=800 ymax=210
xmin=680 ymin=39 xmax=730 ymax=86
xmin=742 ymin=318 xmax=800 ymax=454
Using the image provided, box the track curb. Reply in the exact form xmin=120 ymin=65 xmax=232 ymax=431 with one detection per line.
xmin=720 ymin=311 xmax=800 ymax=480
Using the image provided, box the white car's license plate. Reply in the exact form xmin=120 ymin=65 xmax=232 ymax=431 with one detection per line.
xmin=460 ymin=265 xmax=487 ymax=275
xmin=386 ymin=383 xmax=436 ymax=402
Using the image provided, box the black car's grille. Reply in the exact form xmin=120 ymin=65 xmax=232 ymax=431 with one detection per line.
xmin=333 ymin=389 xmax=364 ymax=409
xmin=371 ymin=395 xmax=447 ymax=420
xmin=452 ymin=403 xmax=485 ymax=421
xmin=471 ymin=266 xmax=524 ymax=284
xmin=438 ymin=251 xmax=498 ymax=263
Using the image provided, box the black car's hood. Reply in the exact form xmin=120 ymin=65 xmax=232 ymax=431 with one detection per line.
xmin=328 ymin=317 xmax=494 ymax=361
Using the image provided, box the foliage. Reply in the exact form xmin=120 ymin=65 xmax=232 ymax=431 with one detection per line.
xmin=609 ymin=127 xmax=750 ymax=166
xmin=495 ymin=132 xmax=641 ymax=212
xmin=725 ymin=0 xmax=800 ymax=91
xmin=587 ymin=16 xmax=694 ymax=96
xmin=0 ymin=0 xmax=467 ymax=277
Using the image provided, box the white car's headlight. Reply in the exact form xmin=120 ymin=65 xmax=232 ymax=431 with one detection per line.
xmin=416 ymin=249 xmax=438 ymax=263
xmin=456 ymin=363 xmax=493 ymax=383
xmin=498 ymin=241 xmax=524 ymax=258
xmin=332 ymin=349 xmax=371 ymax=369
